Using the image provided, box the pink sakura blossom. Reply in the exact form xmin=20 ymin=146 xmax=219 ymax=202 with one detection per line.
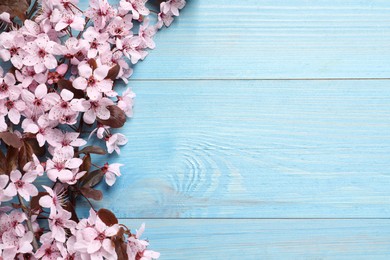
xmin=47 ymin=130 xmax=86 ymax=157
xmin=0 ymin=230 xmax=34 ymax=259
xmin=16 ymin=66 xmax=48 ymax=89
xmin=65 ymin=169 xmax=86 ymax=185
xmin=157 ymin=12 xmax=174 ymax=28
xmin=0 ymin=95 xmax=26 ymax=124
xmin=102 ymin=163 xmax=123 ymax=186
xmin=76 ymin=96 xmax=113 ymax=124
xmin=46 ymin=154 xmax=83 ymax=182
xmin=82 ymin=27 xmax=110 ymax=59
xmin=56 ymin=0 xmax=82 ymax=13
xmin=19 ymin=20 xmax=42 ymax=39
xmin=74 ymin=216 xmax=118 ymax=257
xmin=47 ymin=63 xmax=68 ymax=84
xmin=21 ymin=83 xmax=58 ymax=118
xmin=22 ymin=114 xmax=58 ymax=147
xmin=85 ymin=0 xmax=116 ymax=30
xmin=0 ymin=72 xmax=20 ymax=100
xmin=48 ymin=89 xmax=77 ymax=121
xmin=127 ymin=223 xmax=160 ymax=260
xmin=100 ymin=50 xmax=133 ymax=83
xmin=139 ymin=19 xmax=156 ymax=49
xmin=0 ymin=31 xmax=26 ymax=69
xmin=0 ymin=175 xmax=11 ymax=204
xmin=116 ymin=36 xmax=148 ymax=64
xmin=0 ymin=116 xmax=6 ymax=132
xmin=106 ymin=133 xmax=128 ymax=154
xmin=120 ymin=0 xmax=149 ymax=20
xmin=34 ymin=241 xmax=62 ymax=259
xmin=48 ymin=209 xmax=76 ymax=242
xmin=54 ymin=37 xmax=88 ymax=65
xmin=23 ymin=154 xmax=45 ymax=177
xmin=161 ymin=0 xmax=186 ymax=16
xmin=23 ymin=35 xmax=58 ymax=73
xmin=35 ymin=0 xmax=62 ymax=24
xmin=90 ymin=123 xmax=110 ymax=139
xmin=0 ymin=12 xmax=11 ymax=24
xmin=107 ymin=16 xmax=133 ymax=38
xmin=117 ymin=87 xmax=136 ymax=117
xmin=73 ymin=63 xmax=114 ymax=100
xmin=3 ymin=170 xmax=38 ymax=201
xmin=39 ymin=185 xmax=67 ymax=213
xmin=0 ymin=210 xmax=27 ymax=237
xmin=60 ymin=236 xmax=81 ymax=259
xmin=55 ymin=12 xmax=85 ymax=31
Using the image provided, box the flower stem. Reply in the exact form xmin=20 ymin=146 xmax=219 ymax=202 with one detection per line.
xmin=17 ymin=194 xmax=39 ymax=251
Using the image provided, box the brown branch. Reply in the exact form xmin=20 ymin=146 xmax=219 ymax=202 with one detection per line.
xmin=17 ymin=194 xmax=39 ymax=251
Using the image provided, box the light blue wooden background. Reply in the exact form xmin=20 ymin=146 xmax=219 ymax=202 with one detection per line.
xmin=77 ymin=0 xmax=390 ymax=259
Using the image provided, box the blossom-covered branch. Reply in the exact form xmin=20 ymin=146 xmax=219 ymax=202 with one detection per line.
xmin=0 ymin=0 xmax=185 ymax=259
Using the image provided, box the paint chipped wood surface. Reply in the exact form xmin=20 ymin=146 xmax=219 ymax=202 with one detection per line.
xmin=78 ymin=0 xmax=390 ymax=258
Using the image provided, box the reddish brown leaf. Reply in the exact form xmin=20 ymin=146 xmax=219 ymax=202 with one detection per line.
xmin=82 ymin=169 xmax=105 ymax=188
xmin=112 ymin=229 xmax=129 ymax=260
xmin=88 ymin=59 xmax=98 ymax=71
xmin=30 ymin=192 xmax=49 ymax=213
xmin=63 ymin=201 xmax=80 ymax=222
xmin=25 ymin=137 xmax=45 ymax=157
xmin=6 ymin=146 xmax=19 ymax=173
xmin=79 ymin=154 xmax=91 ymax=173
xmin=0 ymin=0 xmax=29 ymax=20
xmin=76 ymin=146 xmax=107 ymax=156
xmin=0 ymin=149 xmax=6 ymax=175
xmin=106 ymin=64 xmax=120 ymax=81
xmin=97 ymin=105 xmax=126 ymax=128
xmin=0 ymin=132 xmax=22 ymax=148
xmin=97 ymin=208 xmax=118 ymax=226
xmin=18 ymin=140 xmax=33 ymax=170
xmin=80 ymin=187 xmax=103 ymax=201
xmin=57 ymin=79 xmax=85 ymax=99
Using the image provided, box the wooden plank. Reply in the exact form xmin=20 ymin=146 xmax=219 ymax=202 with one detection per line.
xmin=119 ymin=219 xmax=390 ymax=260
xmin=76 ymin=80 xmax=390 ymax=218
xmin=80 ymin=0 xmax=390 ymax=79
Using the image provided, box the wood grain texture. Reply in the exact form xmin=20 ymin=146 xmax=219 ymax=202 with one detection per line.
xmin=119 ymin=219 xmax=390 ymax=260
xmin=80 ymin=0 xmax=390 ymax=79
xmin=76 ymin=80 xmax=390 ymax=218
xmin=72 ymin=1 xmax=390 ymax=257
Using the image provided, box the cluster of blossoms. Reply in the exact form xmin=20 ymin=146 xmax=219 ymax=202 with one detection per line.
xmin=0 ymin=0 xmax=185 ymax=259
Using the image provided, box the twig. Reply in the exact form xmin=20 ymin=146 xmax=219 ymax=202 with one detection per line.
xmin=17 ymin=194 xmax=39 ymax=251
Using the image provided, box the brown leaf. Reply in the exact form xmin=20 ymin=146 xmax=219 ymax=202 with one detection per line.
xmin=82 ymin=169 xmax=104 ymax=188
xmin=18 ymin=140 xmax=33 ymax=170
xmin=112 ymin=228 xmax=129 ymax=260
xmin=0 ymin=132 xmax=22 ymax=148
xmin=63 ymin=201 xmax=80 ymax=222
xmin=80 ymin=187 xmax=103 ymax=201
xmin=25 ymin=137 xmax=45 ymax=157
xmin=106 ymin=64 xmax=120 ymax=81
xmin=76 ymin=146 xmax=107 ymax=156
xmin=88 ymin=59 xmax=98 ymax=71
xmin=79 ymin=154 xmax=91 ymax=173
xmin=97 ymin=208 xmax=118 ymax=226
xmin=0 ymin=149 xmax=6 ymax=175
xmin=30 ymin=192 xmax=49 ymax=213
xmin=6 ymin=146 xmax=19 ymax=173
xmin=57 ymin=79 xmax=85 ymax=99
xmin=0 ymin=0 xmax=29 ymax=21
xmin=97 ymin=105 xmax=126 ymax=128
